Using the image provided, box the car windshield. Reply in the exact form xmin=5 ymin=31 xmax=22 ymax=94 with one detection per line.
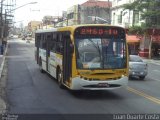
xmin=130 ymin=55 xmax=143 ymax=62
xmin=75 ymin=37 xmax=127 ymax=69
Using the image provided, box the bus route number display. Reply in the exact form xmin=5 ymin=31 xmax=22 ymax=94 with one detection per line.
xmin=76 ymin=27 xmax=123 ymax=36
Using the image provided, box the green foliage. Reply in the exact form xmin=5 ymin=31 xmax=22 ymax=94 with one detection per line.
xmin=128 ymin=26 xmax=145 ymax=35
xmin=123 ymin=0 xmax=160 ymax=28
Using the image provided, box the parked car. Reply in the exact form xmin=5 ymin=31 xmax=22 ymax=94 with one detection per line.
xmin=129 ymin=55 xmax=148 ymax=80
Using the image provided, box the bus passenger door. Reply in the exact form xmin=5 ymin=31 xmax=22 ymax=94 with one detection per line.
xmin=46 ymin=34 xmax=51 ymax=72
xmin=63 ymin=33 xmax=72 ymax=83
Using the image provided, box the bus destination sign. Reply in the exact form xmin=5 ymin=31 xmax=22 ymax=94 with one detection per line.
xmin=75 ymin=26 xmax=125 ymax=37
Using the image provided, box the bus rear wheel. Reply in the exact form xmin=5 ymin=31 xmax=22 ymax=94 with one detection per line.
xmin=57 ymin=69 xmax=65 ymax=89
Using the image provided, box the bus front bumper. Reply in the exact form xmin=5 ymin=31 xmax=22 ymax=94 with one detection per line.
xmin=71 ymin=76 xmax=128 ymax=90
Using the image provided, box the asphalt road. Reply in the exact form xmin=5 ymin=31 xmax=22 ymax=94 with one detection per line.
xmin=6 ymin=39 xmax=160 ymax=114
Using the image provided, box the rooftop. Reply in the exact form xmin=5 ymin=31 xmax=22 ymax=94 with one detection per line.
xmin=81 ymin=0 xmax=112 ymax=8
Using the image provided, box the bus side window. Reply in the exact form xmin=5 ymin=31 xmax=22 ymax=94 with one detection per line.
xmin=35 ymin=34 xmax=37 ymax=47
xmin=42 ymin=34 xmax=46 ymax=49
xmin=46 ymin=34 xmax=52 ymax=56
xmin=54 ymin=33 xmax=60 ymax=54
xmin=50 ymin=33 xmax=56 ymax=52
xmin=56 ymin=33 xmax=63 ymax=54
xmin=59 ymin=34 xmax=64 ymax=53
xmin=56 ymin=34 xmax=60 ymax=53
xmin=39 ymin=34 xmax=43 ymax=49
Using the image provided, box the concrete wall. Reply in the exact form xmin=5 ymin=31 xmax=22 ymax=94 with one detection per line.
xmin=66 ymin=4 xmax=110 ymax=25
xmin=80 ymin=6 xmax=110 ymax=24
xmin=111 ymin=0 xmax=144 ymax=27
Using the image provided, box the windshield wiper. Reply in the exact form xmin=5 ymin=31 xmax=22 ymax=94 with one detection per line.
xmin=87 ymin=39 xmax=102 ymax=62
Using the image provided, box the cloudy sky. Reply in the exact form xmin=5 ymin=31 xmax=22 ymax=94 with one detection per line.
xmin=14 ymin=0 xmax=112 ymax=26
xmin=14 ymin=0 xmax=89 ymax=26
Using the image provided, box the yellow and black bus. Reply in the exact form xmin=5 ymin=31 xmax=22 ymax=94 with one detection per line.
xmin=35 ymin=24 xmax=128 ymax=90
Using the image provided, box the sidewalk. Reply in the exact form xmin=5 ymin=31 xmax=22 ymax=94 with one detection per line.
xmin=143 ymin=58 xmax=160 ymax=65
xmin=0 ymin=38 xmax=34 ymax=113
xmin=0 ymin=45 xmax=8 ymax=114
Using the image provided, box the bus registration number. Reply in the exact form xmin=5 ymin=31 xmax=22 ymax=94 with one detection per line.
xmin=98 ymin=83 xmax=109 ymax=87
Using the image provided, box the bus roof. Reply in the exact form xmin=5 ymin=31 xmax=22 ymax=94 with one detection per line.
xmin=35 ymin=24 xmax=125 ymax=34
xmin=35 ymin=28 xmax=58 ymax=33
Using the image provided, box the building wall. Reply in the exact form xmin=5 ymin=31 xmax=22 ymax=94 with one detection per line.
xmin=65 ymin=0 xmax=111 ymax=26
xmin=28 ymin=21 xmax=41 ymax=32
xmin=28 ymin=21 xmax=42 ymax=37
xmin=80 ymin=6 xmax=110 ymax=24
xmin=67 ymin=5 xmax=79 ymax=25
xmin=111 ymin=0 xmax=144 ymax=28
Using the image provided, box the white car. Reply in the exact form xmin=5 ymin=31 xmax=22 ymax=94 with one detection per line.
xmin=129 ymin=55 xmax=148 ymax=80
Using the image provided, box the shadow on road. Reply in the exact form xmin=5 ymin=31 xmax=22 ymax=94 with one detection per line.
xmin=69 ymin=90 xmax=124 ymax=100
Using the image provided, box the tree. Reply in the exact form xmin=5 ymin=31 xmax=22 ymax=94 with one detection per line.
xmin=123 ymin=0 xmax=160 ymax=58
xmin=123 ymin=0 xmax=160 ymax=29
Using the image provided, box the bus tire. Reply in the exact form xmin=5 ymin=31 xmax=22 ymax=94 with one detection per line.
xmin=57 ymin=68 xmax=65 ymax=89
xmin=39 ymin=58 xmax=44 ymax=73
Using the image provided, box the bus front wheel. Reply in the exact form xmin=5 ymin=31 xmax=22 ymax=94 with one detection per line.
xmin=57 ymin=69 xmax=65 ymax=89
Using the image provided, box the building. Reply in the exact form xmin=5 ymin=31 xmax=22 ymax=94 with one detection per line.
xmin=80 ymin=0 xmax=111 ymax=24
xmin=57 ymin=0 xmax=112 ymax=26
xmin=42 ymin=16 xmax=63 ymax=27
xmin=28 ymin=21 xmax=42 ymax=37
xmin=111 ymin=0 xmax=160 ymax=58
xmin=111 ymin=0 xmax=158 ymax=58
xmin=111 ymin=0 xmax=142 ymax=56
xmin=111 ymin=0 xmax=144 ymax=28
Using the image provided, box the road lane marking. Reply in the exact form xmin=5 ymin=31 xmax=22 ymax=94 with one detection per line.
xmin=127 ymin=87 xmax=160 ymax=105
xmin=153 ymin=70 xmax=160 ymax=73
xmin=153 ymin=79 xmax=160 ymax=82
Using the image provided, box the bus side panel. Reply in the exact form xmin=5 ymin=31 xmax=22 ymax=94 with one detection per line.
xmin=49 ymin=52 xmax=58 ymax=78
xmin=40 ymin=49 xmax=47 ymax=71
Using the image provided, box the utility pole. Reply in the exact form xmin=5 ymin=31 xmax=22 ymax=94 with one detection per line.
xmin=94 ymin=0 xmax=97 ymax=24
xmin=0 ymin=0 xmax=16 ymax=54
xmin=1 ymin=0 xmax=4 ymax=46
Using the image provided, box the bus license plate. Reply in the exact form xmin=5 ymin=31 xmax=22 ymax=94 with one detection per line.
xmin=98 ymin=83 xmax=109 ymax=87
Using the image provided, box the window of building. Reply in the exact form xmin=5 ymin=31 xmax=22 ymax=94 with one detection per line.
xmin=67 ymin=12 xmax=74 ymax=19
xmin=113 ymin=13 xmax=115 ymax=25
xmin=133 ymin=11 xmax=139 ymax=25
xmin=118 ymin=11 xmax=122 ymax=24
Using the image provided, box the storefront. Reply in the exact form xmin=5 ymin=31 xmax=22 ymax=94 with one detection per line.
xmin=138 ymin=32 xmax=160 ymax=58
xmin=127 ymin=29 xmax=160 ymax=58
xmin=126 ymin=35 xmax=140 ymax=55
xmin=152 ymin=36 xmax=160 ymax=59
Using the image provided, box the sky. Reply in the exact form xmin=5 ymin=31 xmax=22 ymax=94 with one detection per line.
xmin=14 ymin=0 xmax=89 ymax=27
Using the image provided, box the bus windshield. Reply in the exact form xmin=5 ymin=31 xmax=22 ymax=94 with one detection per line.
xmin=75 ymin=37 xmax=126 ymax=69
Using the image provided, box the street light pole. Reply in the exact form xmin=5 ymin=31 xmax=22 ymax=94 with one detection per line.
xmin=8 ymin=2 xmax=37 ymax=12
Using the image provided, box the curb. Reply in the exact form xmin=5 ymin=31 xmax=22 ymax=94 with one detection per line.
xmin=0 ymin=44 xmax=8 ymax=114
xmin=0 ymin=45 xmax=7 ymax=78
